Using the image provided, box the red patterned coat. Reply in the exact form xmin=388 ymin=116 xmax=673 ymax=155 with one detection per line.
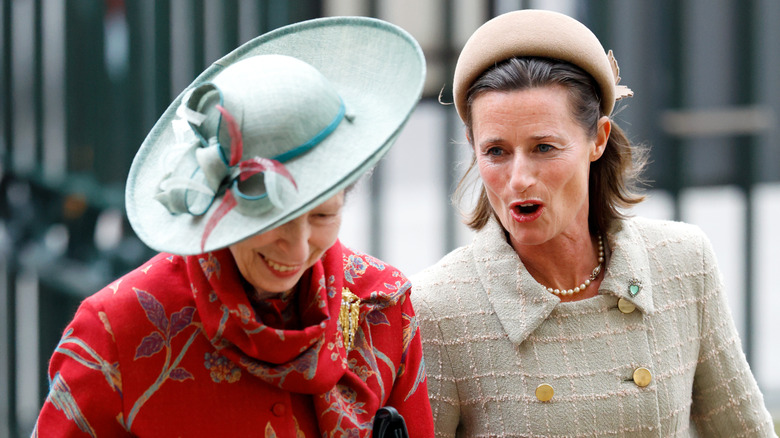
xmin=33 ymin=241 xmax=433 ymax=437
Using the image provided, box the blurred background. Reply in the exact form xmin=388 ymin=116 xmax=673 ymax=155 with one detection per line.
xmin=1 ymin=0 xmax=779 ymax=436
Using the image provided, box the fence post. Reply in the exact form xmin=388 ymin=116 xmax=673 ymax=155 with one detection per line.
xmin=734 ymin=1 xmax=756 ymax=365
xmin=1 ymin=0 xmax=19 ymax=434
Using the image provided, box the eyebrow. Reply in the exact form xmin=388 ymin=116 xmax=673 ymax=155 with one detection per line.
xmin=478 ymin=133 xmax=562 ymax=147
xmin=477 ymin=137 xmax=504 ymax=147
xmin=530 ymin=132 xmax=561 ymax=141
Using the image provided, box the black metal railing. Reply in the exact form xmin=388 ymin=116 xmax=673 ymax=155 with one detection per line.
xmin=1 ymin=1 xmax=325 ymax=435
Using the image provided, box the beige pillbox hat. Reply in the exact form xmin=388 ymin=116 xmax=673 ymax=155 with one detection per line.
xmin=453 ymin=9 xmax=632 ymax=121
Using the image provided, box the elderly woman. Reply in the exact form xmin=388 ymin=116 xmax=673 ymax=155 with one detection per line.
xmin=33 ymin=17 xmax=433 ymax=437
xmin=413 ymin=9 xmax=776 ymax=437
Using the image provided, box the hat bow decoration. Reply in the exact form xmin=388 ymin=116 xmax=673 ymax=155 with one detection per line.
xmin=156 ymin=102 xmax=301 ymax=217
xmin=152 ymin=55 xmax=349 ymax=251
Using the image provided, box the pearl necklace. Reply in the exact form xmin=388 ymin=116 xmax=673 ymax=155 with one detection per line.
xmin=543 ymin=236 xmax=604 ymax=296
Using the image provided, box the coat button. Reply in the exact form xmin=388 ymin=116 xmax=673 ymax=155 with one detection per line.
xmin=633 ymin=367 xmax=652 ymax=387
xmin=271 ymin=402 xmax=287 ymax=417
xmin=618 ymin=298 xmax=636 ymax=314
xmin=535 ymin=383 xmax=554 ymax=402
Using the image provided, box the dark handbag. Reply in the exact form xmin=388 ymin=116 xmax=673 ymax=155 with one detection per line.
xmin=372 ymin=406 xmax=409 ymax=438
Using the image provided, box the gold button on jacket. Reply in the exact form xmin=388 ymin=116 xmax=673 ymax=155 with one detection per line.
xmin=535 ymin=384 xmax=554 ymax=402
xmin=633 ymin=367 xmax=652 ymax=387
xmin=618 ymin=298 xmax=636 ymax=314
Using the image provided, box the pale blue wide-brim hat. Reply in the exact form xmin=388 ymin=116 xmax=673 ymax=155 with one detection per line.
xmin=125 ymin=16 xmax=426 ymax=255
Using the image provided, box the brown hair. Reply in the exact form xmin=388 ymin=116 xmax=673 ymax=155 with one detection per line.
xmin=455 ymin=57 xmax=647 ymax=235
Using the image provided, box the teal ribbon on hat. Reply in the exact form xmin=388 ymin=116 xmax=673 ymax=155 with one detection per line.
xmin=272 ymin=101 xmax=345 ymax=164
xmin=234 ymin=99 xmax=346 ymax=203
xmin=154 ymin=96 xmax=346 ymax=251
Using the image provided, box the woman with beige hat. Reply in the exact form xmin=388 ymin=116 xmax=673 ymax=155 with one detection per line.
xmin=33 ymin=17 xmax=432 ymax=437
xmin=413 ymin=9 xmax=776 ymax=437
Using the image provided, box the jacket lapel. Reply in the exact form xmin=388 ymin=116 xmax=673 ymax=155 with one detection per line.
xmin=472 ymin=220 xmax=559 ymax=346
xmin=471 ymin=218 xmax=656 ymax=347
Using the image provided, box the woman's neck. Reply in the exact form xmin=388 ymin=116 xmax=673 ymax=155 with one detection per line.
xmin=512 ymin=228 xmax=604 ymax=302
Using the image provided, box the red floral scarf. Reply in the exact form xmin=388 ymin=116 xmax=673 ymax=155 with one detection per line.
xmin=188 ymin=241 xmax=379 ymax=434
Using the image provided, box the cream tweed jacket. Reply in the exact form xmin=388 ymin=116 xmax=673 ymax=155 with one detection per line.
xmin=413 ymin=217 xmax=776 ymax=437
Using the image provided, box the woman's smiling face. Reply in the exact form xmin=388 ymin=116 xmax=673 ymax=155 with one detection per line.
xmin=470 ymin=85 xmax=609 ymax=250
xmin=228 ymin=191 xmax=344 ymax=296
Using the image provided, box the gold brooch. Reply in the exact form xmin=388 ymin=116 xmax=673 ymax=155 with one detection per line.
xmin=339 ymin=288 xmax=361 ymax=351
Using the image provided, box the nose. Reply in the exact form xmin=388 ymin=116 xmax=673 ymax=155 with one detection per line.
xmin=508 ymin=154 xmax=535 ymax=193
xmin=274 ymin=217 xmax=310 ymax=261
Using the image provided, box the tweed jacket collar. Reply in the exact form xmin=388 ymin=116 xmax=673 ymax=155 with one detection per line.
xmin=473 ymin=218 xmax=655 ymax=346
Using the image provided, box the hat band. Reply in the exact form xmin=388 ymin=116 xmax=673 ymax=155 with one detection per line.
xmin=271 ymin=99 xmax=346 ymax=163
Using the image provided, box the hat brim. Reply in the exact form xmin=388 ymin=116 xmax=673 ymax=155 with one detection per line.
xmin=125 ymin=16 xmax=426 ymax=255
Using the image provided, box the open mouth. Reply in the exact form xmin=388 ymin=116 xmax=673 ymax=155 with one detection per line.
xmin=510 ymin=201 xmax=544 ymax=222
xmin=515 ymin=203 xmax=541 ymax=215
